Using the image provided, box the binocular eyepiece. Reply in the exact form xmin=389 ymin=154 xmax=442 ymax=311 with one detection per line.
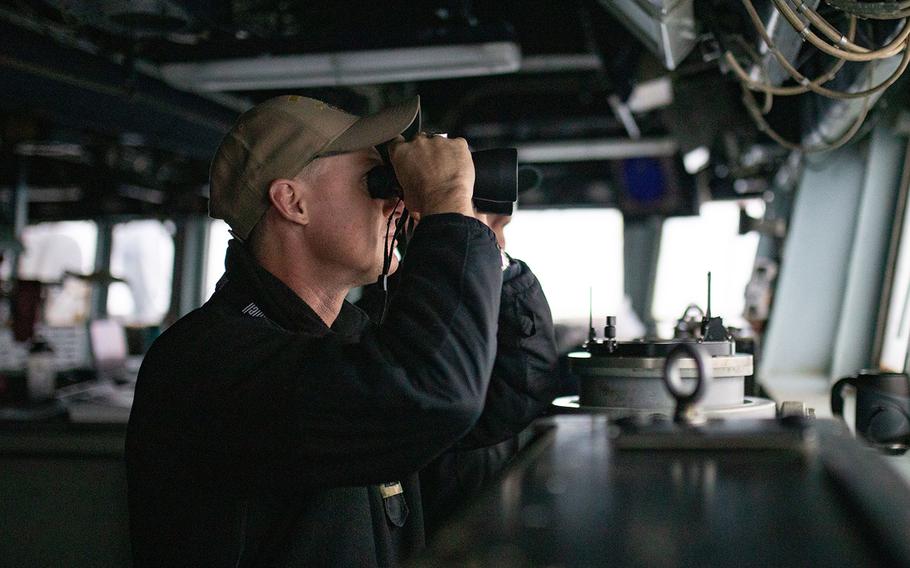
xmin=367 ymin=148 xmax=519 ymax=215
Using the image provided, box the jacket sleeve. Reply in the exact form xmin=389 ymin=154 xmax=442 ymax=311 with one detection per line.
xmin=454 ymin=257 xmax=559 ymax=449
xmin=418 ymin=258 xmax=558 ymax=533
xmin=129 ymin=214 xmax=503 ymax=491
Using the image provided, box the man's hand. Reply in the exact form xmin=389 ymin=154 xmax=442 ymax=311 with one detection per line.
xmin=388 ymin=134 xmax=475 ymax=218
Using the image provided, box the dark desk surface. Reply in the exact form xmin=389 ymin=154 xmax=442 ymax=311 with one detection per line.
xmin=416 ymin=415 xmax=910 ymax=568
xmin=0 ymin=420 xmax=126 ymax=457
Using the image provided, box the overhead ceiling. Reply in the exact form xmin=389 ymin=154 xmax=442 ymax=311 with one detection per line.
xmin=0 ymin=0 xmax=902 ymax=220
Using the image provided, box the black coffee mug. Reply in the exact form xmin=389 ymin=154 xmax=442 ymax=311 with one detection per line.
xmin=831 ymin=370 xmax=910 ymax=455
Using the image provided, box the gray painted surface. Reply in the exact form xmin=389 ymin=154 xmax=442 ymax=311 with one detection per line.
xmin=831 ymin=127 xmax=906 ymax=379
xmin=762 ymin=143 xmax=866 ymax=378
xmin=623 ymin=216 xmax=662 ymax=331
xmin=178 ymin=215 xmax=209 ymax=318
xmin=91 ymin=220 xmax=114 ymax=319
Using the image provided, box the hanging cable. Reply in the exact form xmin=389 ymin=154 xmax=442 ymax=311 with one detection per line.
xmin=727 ymin=42 xmax=908 ymax=100
xmin=739 ymin=0 xmax=910 ymax=100
xmin=788 ymin=1 xmax=909 ymax=54
xmin=723 ymin=17 xmax=854 ymax=98
xmin=723 ymin=0 xmax=910 ymax=151
xmin=770 ymin=0 xmax=910 ymax=61
xmin=738 ymin=66 xmax=873 ymax=153
xmin=377 ymin=198 xmax=405 ymax=325
xmin=728 ymin=35 xmax=776 ymax=113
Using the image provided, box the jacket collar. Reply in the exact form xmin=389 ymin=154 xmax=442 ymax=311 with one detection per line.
xmin=218 ymin=239 xmax=369 ymax=338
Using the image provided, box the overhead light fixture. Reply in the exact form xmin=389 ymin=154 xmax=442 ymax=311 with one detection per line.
xmin=683 ymin=146 xmax=710 ymax=174
xmin=520 ymin=53 xmax=601 ymax=73
xmin=0 ymin=186 xmax=83 ymax=203
xmin=160 ymin=42 xmax=522 ymax=91
xmin=627 ymin=77 xmax=673 ymax=113
xmin=118 ymin=184 xmax=166 ymax=204
xmin=14 ymin=142 xmax=86 ymax=161
xmin=515 ymin=138 xmax=677 ymax=163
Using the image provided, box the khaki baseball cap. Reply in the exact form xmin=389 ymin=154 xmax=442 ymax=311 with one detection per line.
xmin=209 ymin=94 xmax=421 ymax=239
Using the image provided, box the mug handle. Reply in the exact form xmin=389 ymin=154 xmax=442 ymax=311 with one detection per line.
xmin=831 ymin=376 xmax=856 ymax=418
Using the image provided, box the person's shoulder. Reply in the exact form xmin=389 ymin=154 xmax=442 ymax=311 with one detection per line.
xmin=141 ymin=308 xmax=211 ymax=363
xmin=502 ymin=257 xmax=539 ymax=292
xmin=137 ymin=302 xmax=261 ymax=386
xmin=153 ymin=295 xmax=270 ymax=343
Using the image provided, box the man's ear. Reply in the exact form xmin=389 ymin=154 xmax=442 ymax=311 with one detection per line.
xmin=267 ymin=178 xmax=309 ymax=226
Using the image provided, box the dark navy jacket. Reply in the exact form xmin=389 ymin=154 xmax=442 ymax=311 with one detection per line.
xmin=419 ymin=255 xmax=558 ymax=538
xmin=125 ymin=213 xmax=557 ymax=567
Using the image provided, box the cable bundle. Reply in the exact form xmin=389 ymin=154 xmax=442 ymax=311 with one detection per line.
xmin=724 ymin=0 xmax=910 ymax=152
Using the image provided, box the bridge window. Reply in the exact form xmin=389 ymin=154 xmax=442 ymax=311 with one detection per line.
xmin=652 ymin=200 xmax=762 ymax=337
xmin=12 ymin=221 xmax=98 ymax=325
xmin=107 ymin=220 xmax=174 ymax=325
xmin=505 ymin=208 xmax=625 ymax=327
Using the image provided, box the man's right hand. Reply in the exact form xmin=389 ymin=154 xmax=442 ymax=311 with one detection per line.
xmin=387 ymin=134 xmax=475 ymax=218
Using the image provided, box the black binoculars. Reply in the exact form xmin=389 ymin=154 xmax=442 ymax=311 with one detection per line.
xmin=367 ymin=148 xmax=519 ymax=215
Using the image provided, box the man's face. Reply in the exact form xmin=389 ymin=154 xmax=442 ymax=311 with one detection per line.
xmin=302 ymin=148 xmax=403 ymax=286
xmin=477 ymin=212 xmax=511 ymax=249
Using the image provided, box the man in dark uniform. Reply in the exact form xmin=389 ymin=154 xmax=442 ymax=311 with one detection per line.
xmin=126 ymin=95 xmax=557 ymax=567
xmin=418 ymin=208 xmax=558 ymax=539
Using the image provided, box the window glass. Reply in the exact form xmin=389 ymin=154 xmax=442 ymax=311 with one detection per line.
xmin=17 ymin=221 xmax=97 ymax=280
xmin=107 ymin=220 xmax=175 ymax=325
xmin=204 ymin=220 xmax=232 ymax=301
xmin=16 ymin=221 xmax=98 ymax=325
xmin=202 ymin=212 xmax=626 ymax=339
xmin=505 ymin=208 xmax=624 ymax=327
xmin=652 ymin=200 xmax=761 ymax=337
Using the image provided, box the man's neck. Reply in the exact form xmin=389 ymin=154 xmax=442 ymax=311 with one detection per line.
xmin=254 ymin=245 xmax=348 ymax=327
xmin=292 ymin=281 xmax=347 ymax=327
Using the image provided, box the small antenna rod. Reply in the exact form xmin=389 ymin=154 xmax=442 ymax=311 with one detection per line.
xmin=700 ymin=272 xmax=713 ymax=339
